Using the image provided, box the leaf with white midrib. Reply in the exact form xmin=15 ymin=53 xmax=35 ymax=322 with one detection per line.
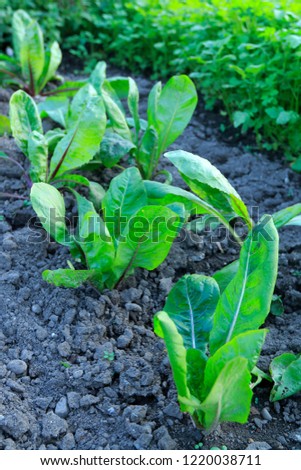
xmin=209 ymin=216 xmax=279 ymax=355
xmin=163 ymin=274 xmax=220 ymax=353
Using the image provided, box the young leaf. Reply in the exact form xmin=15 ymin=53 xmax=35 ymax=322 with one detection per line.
xmin=166 ymin=150 xmax=251 ymax=226
xmin=127 ymin=77 xmax=140 ymax=140
xmin=270 ymin=353 xmax=301 ymax=401
xmin=102 ymin=167 xmax=147 ymax=242
xmin=12 ymin=10 xmax=32 ymax=63
xmin=49 ymin=96 xmax=106 ymax=180
xmin=27 ymin=131 xmax=48 ymax=182
xmin=20 ymin=20 xmax=45 ymax=95
xmin=89 ymin=61 xmax=107 ymax=94
xmin=136 ymin=126 xmax=158 ymax=179
xmin=163 ymin=274 xmax=220 ymax=352
xmin=154 ymin=75 xmax=197 ymax=156
xmin=147 ymin=81 xmax=162 ymax=127
xmin=38 ymin=41 xmax=62 ymax=92
xmin=30 ymin=182 xmax=70 ymax=245
xmin=109 ymin=205 xmax=181 ymax=287
xmin=10 ymin=90 xmax=43 ymax=155
xmin=154 ymin=310 xmax=194 ymax=413
xmin=210 ymin=216 xmax=279 ymax=354
xmin=199 ymin=357 xmax=252 ymax=430
xmin=101 ymin=82 xmax=132 ymax=141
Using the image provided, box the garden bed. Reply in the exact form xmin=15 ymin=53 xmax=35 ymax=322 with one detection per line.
xmin=0 ymin=70 xmax=301 ymax=451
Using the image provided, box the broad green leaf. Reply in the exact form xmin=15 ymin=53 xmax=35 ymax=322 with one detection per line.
xmin=89 ymin=61 xmax=107 ymax=94
xmin=109 ymin=205 xmax=181 ymax=286
xmin=0 ymin=114 xmax=11 ymax=136
xmin=20 ymin=20 xmax=45 ymax=95
xmin=78 ymin=211 xmax=115 ymax=272
xmin=49 ymin=96 xmax=106 ymax=179
xmin=199 ymin=357 xmax=252 ymax=429
xmin=136 ymin=126 xmax=158 ymax=179
xmin=144 ymin=180 xmax=210 ymax=215
xmin=102 ymin=167 xmax=147 ymax=242
xmin=166 ymin=150 xmax=251 ymax=226
xmin=204 ymin=330 xmax=267 ymax=395
xmin=270 ymin=353 xmax=301 ymax=401
xmin=38 ymin=41 xmax=62 ymax=92
xmin=10 ymin=90 xmax=43 ymax=155
xmin=213 ymin=260 xmax=239 ymax=293
xmin=210 ymin=216 xmax=279 ymax=354
xmin=101 ymin=82 xmax=132 ymax=141
xmin=154 ymin=75 xmax=197 ymax=156
xmin=147 ymin=81 xmax=162 ymax=127
xmin=272 ymin=203 xmax=301 ymax=228
xmin=12 ymin=10 xmax=32 ymax=63
xmin=39 ymin=96 xmax=69 ymax=127
xmin=27 ymin=131 xmax=48 ymax=182
xmin=154 ymin=311 xmax=193 ymax=413
xmin=68 ymin=83 xmax=97 ymax=128
xmin=42 ymin=268 xmax=100 ymax=289
xmin=163 ymin=274 xmax=220 ymax=351
xmin=128 ymin=77 xmax=140 ymax=140
xmin=98 ymin=132 xmax=135 ymax=168
xmin=30 ymin=182 xmax=69 ymax=245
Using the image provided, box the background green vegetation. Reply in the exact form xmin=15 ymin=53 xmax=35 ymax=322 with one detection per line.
xmin=1 ymin=0 xmax=301 ymax=168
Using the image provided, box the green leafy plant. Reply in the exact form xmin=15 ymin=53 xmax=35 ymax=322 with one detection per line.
xmin=103 ymin=351 xmax=115 ymax=361
xmin=7 ymin=89 xmax=106 ymax=196
xmin=146 ymin=150 xmax=301 ymax=242
xmin=99 ymin=71 xmax=198 ymax=180
xmin=39 ymin=61 xmax=198 ymax=180
xmin=0 ymin=9 xmax=62 ymax=96
xmin=154 ymin=215 xmax=279 ymax=431
xmin=30 ymin=167 xmax=183 ymax=291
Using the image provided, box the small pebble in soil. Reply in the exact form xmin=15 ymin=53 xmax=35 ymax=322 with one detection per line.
xmin=261 ymin=408 xmax=272 ymax=421
xmin=55 ymin=397 xmax=69 ymax=418
xmin=290 ymin=428 xmax=301 ymax=443
xmin=125 ymin=302 xmax=142 ymax=312
xmin=42 ymin=412 xmax=68 ymax=439
xmin=7 ymin=359 xmax=27 ymax=375
xmin=32 ymin=304 xmax=42 ymax=314
xmin=245 ymin=441 xmax=272 ymax=450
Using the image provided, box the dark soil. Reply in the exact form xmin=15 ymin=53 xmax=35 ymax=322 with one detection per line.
xmin=0 ymin=68 xmax=301 ymax=451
